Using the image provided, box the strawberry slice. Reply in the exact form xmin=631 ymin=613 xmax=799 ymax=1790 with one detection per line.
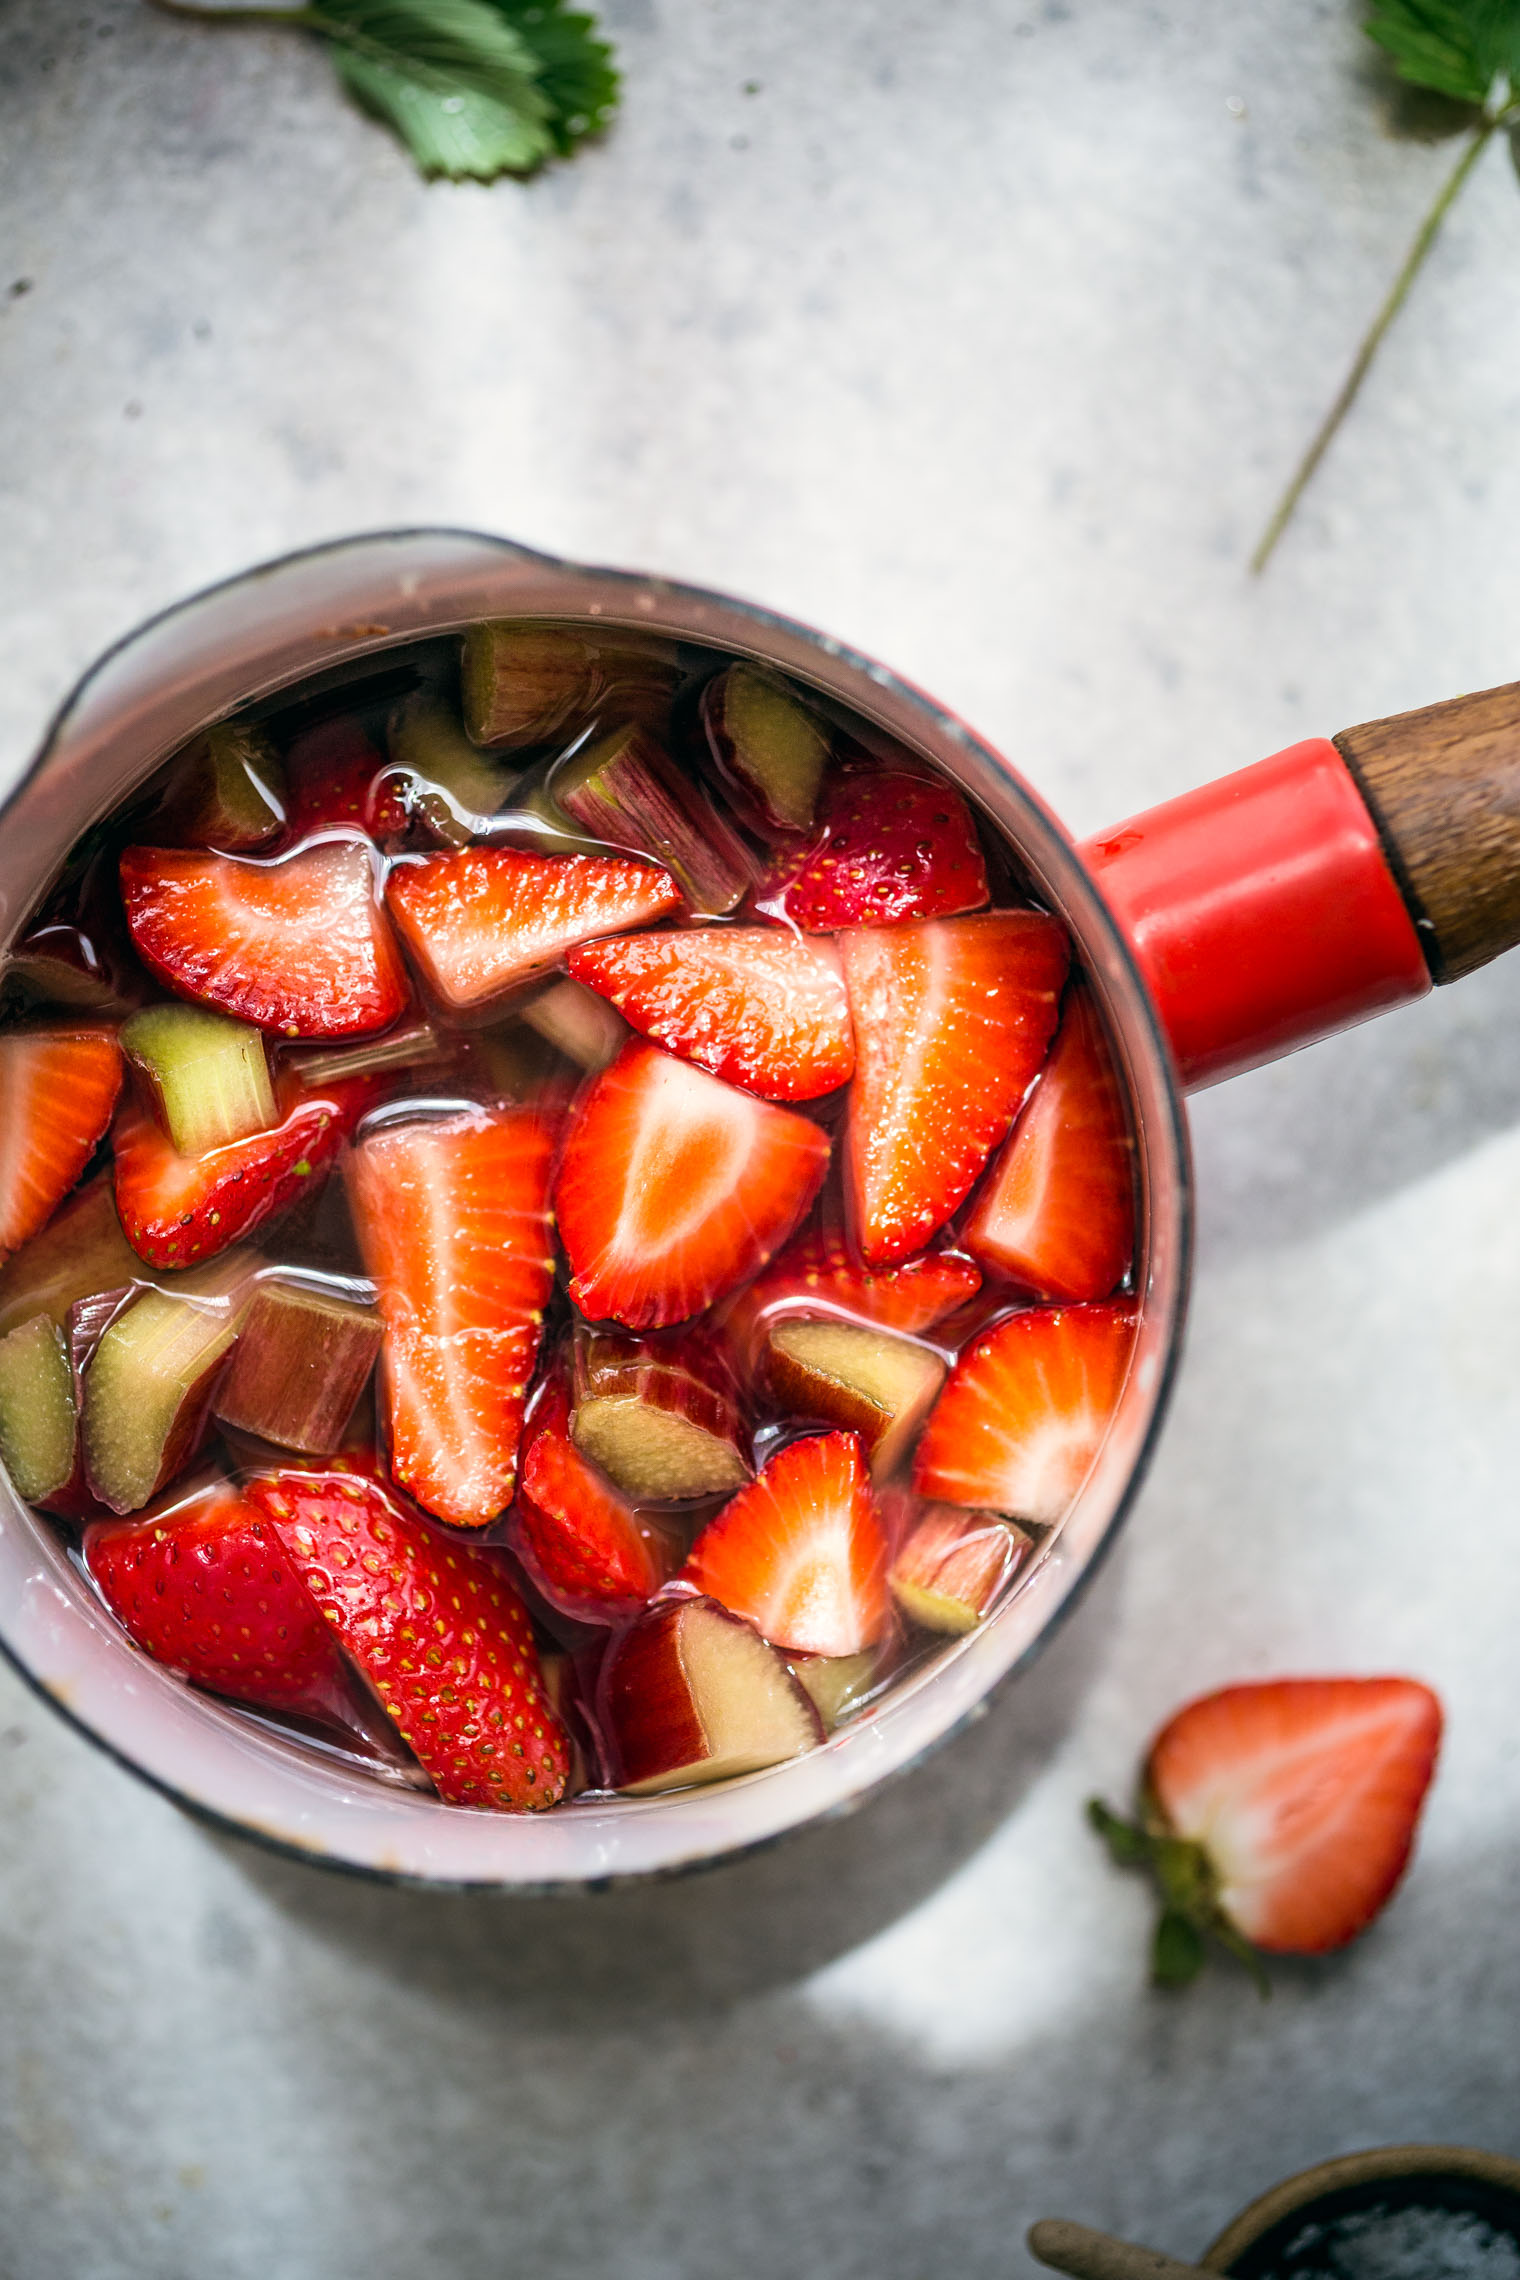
xmin=964 ymin=985 xmax=1135 ymax=1302
xmin=385 ymin=846 xmax=682 ymax=1014
xmin=120 ymin=839 xmax=408 ymax=1039
xmin=347 ymin=1104 xmax=558 ymax=1529
xmin=913 ymin=1302 xmax=1134 ymax=1522
xmin=283 ymin=716 xmax=407 ymax=842
xmin=723 ymin=1227 xmax=981 ymax=1369
xmin=555 ymin=1040 xmax=831 ymax=1330
xmin=754 ymin=763 xmax=989 ymax=930
xmin=84 ymin=1472 xmax=350 ymax=1720
xmin=567 ymin=926 xmax=854 ymax=1102
xmin=1090 ymin=1676 xmax=1443 ymax=1986
xmin=512 ymin=1375 xmax=676 ymax=1622
xmin=843 ymin=911 xmax=1069 ymax=1265
xmin=251 ymin=1466 xmax=570 ymax=1809
xmin=0 ymin=1027 xmax=123 ymax=1258
xmin=682 ymin=1429 xmax=891 ymax=1658
xmin=112 ymin=1072 xmax=372 ymax=1270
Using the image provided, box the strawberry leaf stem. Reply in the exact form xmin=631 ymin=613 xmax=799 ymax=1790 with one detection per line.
xmin=1087 ymin=1796 xmax=1271 ymax=1996
xmin=1252 ymin=116 xmax=1499 ymax=572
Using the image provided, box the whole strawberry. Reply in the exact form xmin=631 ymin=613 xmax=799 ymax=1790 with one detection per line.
xmin=1090 ymin=1676 xmax=1442 ymax=1990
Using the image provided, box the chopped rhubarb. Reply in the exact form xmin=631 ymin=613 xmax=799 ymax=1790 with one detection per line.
xmin=0 ymin=1177 xmax=141 ymax=1342
xmin=81 ymin=1255 xmax=258 ymax=1514
xmin=213 ymin=1281 xmax=382 ymax=1456
xmin=555 ymin=1041 xmax=830 ymax=1330
xmin=788 ymin=1649 xmax=882 ymax=1732
xmin=284 ymin=1017 xmax=451 ymax=1091
xmin=682 ymin=1430 xmax=892 ymax=1658
xmin=0 ymin=1313 xmax=78 ymax=1503
xmin=121 ymin=1003 xmax=277 ymax=1157
xmin=152 ymin=721 xmax=286 ymax=851
xmin=461 ymin=622 xmax=597 ymax=750
xmin=570 ymin=1325 xmax=750 ymax=1502
xmin=599 ymin=1595 xmax=821 ymax=1794
xmin=4 ymin=845 xmax=146 ymax=1015
xmin=520 ymin=976 xmax=629 ymax=1072
xmin=0 ymin=1027 xmax=124 ymax=1259
xmin=513 ymin=1374 xmax=677 ymax=1621
xmin=764 ymin=1318 xmax=946 ymax=1480
xmin=888 ymin=1504 xmax=1034 ymax=1634
xmin=385 ymin=845 xmax=681 ymax=1012
xmin=119 ymin=839 xmax=408 ymax=1039
xmin=723 ymin=1230 xmax=982 ymax=1371
xmin=701 ymin=664 xmax=830 ymax=836
xmin=567 ymin=925 xmax=854 ymax=1102
xmin=553 ymin=723 xmax=755 ymax=916
xmin=963 ymin=983 xmax=1135 ymax=1301
xmin=388 ymin=689 xmax=519 ymax=844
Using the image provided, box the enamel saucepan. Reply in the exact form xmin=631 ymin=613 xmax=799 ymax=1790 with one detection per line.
xmin=0 ymin=530 xmax=1512 ymax=1888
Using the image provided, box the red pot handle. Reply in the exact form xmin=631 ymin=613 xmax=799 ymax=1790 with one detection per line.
xmin=1081 ymin=679 xmax=1520 ymax=1091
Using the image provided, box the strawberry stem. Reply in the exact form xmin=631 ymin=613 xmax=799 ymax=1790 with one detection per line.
xmin=1087 ymin=1796 xmax=1272 ymax=1995
xmin=1251 ymin=119 xmax=1496 ymax=574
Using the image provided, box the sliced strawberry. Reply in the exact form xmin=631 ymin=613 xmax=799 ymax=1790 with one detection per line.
xmin=555 ymin=1040 xmax=831 ymax=1330
xmin=385 ymin=846 xmax=682 ymax=1014
xmin=120 ymin=839 xmax=408 ymax=1039
xmin=682 ymin=1429 xmax=891 ymax=1658
xmin=251 ymin=1466 xmax=570 ymax=1809
xmin=347 ymin=1105 xmax=558 ymax=1529
xmin=913 ymin=1302 xmax=1134 ymax=1522
xmin=567 ymin=926 xmax=853 ymax=1102
xmin=512 ymin=1375 xmax=676 ymax=1622
xmin=754 ymin=763 xmax=989 ymax=930
xmin=0 ymin=1027 xmax=124 ymax=1258
xmin=283 ymin=715 xmax=407 ymax=842
xmin=1090 ymin=1677 xmax=1443 ymax=1986
xmin=113 ymin=1072 xmax=371 ymax=1270
xmin=843 ymin=911 xmax=1069 ymax=1265
xmin=723 ymin=1228 xmax=981 ymax=1371
xmin=84 ymin=1472 xmax=349 ymax=1719
xmin=964 ymin=985 xmax=1134 ymax=1302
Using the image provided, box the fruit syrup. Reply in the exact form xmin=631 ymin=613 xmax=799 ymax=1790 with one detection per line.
xmin=3 ymin=625 xmax=1140 ymax=1805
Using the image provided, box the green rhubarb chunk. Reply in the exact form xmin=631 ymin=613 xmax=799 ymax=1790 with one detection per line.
xmin=158 ymin=721 xmax=286 ymax=850
xmin=388 ymin=690 xmax=521 ymax=845
xmin=121 ymin=1003 xmax=277 ymax=1157
xmin=460 ymin=622 xmax=595 ymax=750
xmin=716 ymin=667 xmax=830 ymax=833
xmin=82 ymin=1260 xmax=255 ymax=1512
xmin=0 ymin=1314 xmax=78 ymax=1503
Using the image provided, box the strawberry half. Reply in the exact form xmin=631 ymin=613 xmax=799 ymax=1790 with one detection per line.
xmin=964 ymin=985 xmax=1135 ymax=1302
xmin=913 ymin=1302 xmax=1134 ymax=1522
xmin=567 ymin=926 xmax=854 ymax=1102
xmin=347 ymin=1104 xmax=558 ymax=1529
xmin=113 ymin=1072 xmax=371 ymax=1270
xmin=385 ymin=846 xmax=681 ymax=1013
xmin=512 ymin=1375 xmax=677 ymax=1623
xmin=84 ymin=1472 xmax=349 ymax=1720
xmin=1090 ymin=1677 xmax=1443 ymax=1987
xmin=554 ymin=1040 xmax=831 ymax=1330
xmin=120 ymin=838 xmax=408 ymax=1039
xmin=251 ymin=1466 xmax=570 ymax=1809
xmin=282 ymin=715 xmax=407 ymax=843
xmin=0 ymin=1026 xmax=124 ymax=1258
xmin=843 ymin=911 xmax=1069 ymax=1265
xmin=754 ymin=763 xmax=990 ymax=929
xmin=682 ymin=1429 xmax=891 ymax=1658
xmin=722 ymin=1228 xmax=981 ymax=1376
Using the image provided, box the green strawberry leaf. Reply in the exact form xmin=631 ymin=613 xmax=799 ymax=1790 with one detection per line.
xmin=483 ymin=0 xmax=620 ymax=154
xmin=1364 ymin=0 xmax=1520 ymax=113
xmin=1151 ymin=1909 xmax=1207 ymax=1989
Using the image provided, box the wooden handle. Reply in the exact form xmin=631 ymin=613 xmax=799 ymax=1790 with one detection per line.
xmin=1027 ymin=2219 xmax=1213 ymax=2280
xmin=1334 ymin=678 xmax=1520 ymax=984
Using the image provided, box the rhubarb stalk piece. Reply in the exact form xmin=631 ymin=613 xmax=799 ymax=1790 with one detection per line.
xmin=599 ymin=1594 xmax=821 ymax=1794
xmin=284 ymin=1017 xmax=451 ymax=1091
xmin=461 ymin=623 xmax=596 ymax=750
xmin=520 ymin=977 xmax=628 ymax=1072
xmin=388 ymin=690 xmax=520 ymax=844
xmin=0 ymin=1178 xmax=142 ymax=1342
xmin=213 ymin=1281 xmax=382 ymax=1456
xmin=152 ymin=722 xmax=286 ymax=851
xmin=121 ymin=1003 xmax=277 ymax=1157
xmin=0 ymin=1313 xmax=78 ymax=1503
xmin=765 ymin=1319 xmax=946 ymax=1480
xmin=3 ymin=847 xmax=147 ymax=1016
xmin=571 ymin=1327 xmax=750 ymax=1503
xmin=552 ymin=724 xmax=755 ymax=916
xmin=701 ymin=664 xmax=830 ymax=836
xmin=788 ymin=1649 xmax=881 ymax=1732
xmin=888 ymin=1505 xmax=1034 ymax=1634
xmin=81 ymin=1256 xmax=257 ymax=1513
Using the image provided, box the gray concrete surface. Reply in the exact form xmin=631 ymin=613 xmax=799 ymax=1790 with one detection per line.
xmin=4 ymin=1 xmax=1520 ymax=2273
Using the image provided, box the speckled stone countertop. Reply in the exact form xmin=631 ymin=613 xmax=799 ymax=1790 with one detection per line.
xmin=2 ymin=4 xmax=1520 ymax=2273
